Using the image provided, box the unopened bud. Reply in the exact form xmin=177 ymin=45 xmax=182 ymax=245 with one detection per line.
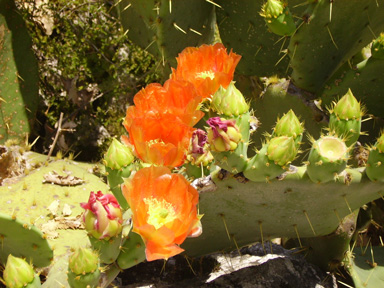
xmin=104 ymin=138 xmax=135 ymax=170
xmin=210 ymin=81 xmax=249 ymax=116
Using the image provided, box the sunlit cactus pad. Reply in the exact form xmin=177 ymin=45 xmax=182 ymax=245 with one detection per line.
xmin=0 ymin=153 xmax=108 ymax=223
xmin=0 ymin=212 xmax=53 ymax=268
xmin=182 ymin=168 xmax=383 ymax=256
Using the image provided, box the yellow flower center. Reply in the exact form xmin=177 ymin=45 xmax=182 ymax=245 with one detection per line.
xmin=144 ymin=197 xmax=177 ymax=229
xmin=196 ymin=71 xmax=215 ymax=80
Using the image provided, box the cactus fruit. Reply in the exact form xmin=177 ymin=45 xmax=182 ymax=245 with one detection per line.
xmin=67 ymin=247 xmax=101 ymax=288
xmin=306 ymin=135 xmax=349 ymax=183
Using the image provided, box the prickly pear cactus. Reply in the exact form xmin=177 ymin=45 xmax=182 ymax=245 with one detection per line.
xmin=116 ymin=0 xmax=216 ymax=75
xmin=0 ymin=0 xmax=39 ymax=143
xmin=345 ymin=246 xmax=384 ymax=288
xmin=0 ymin=148 xmax=109 ymax=281
xmin=115 ymin=1 xmax=384 ymax=279
xmin=0 ymin=212 xmax=53 ymax=268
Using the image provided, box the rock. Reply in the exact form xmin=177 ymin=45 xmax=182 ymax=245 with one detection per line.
xmin=117 ymin=243 xmax=337 ymax=288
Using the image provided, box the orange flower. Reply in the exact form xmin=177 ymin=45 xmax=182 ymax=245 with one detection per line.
xmin=123 ymin=111 xmax=193 ymax=168
xmin=171 ymin=43 xmax=241 ymax=99
xmin=129 ymin=79 xmax=204 ymax=127
xmin=163 ymin=79 xmax=204 ymax=126
xmin=122 ymin=166 xmax=201 ymax=261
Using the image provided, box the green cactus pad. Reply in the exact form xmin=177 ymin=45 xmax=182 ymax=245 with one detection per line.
xmin=365 ymin=148 xmax=384 ymax=182
xmin=116 ymin=0 xmax=215 ymax=72
xmin=182 ymin=168 xmax=382 ymax=257
xmin=117 ymin=231 xmax=146 ymax=270
xmin=216 ymin=0 xmax=306 ymax=76
xmin=0 ymin=213 xmax=53 ymax=268
xmin=0 ymin=155 xmax=109 ymax=224
xmin=288 ymin=0 xmax=384 ymax=93
xmin=371 ymin=33 xmax=384 ymax=60
xmin=321 ymin=56 xmax=384 ymax=121
xmin=89 ymin=235 xmax=124 ymax=264
xmin=346 ymin=246 xmax=384 ymax=288
xmin=0 ymin=0 xmax=39 ymax=143
xmin=106 ymin=164 xmax=134 ymax=210
xmin=41 ymin=255 xmax=70 ymax=288
xmin=306 ymin=135 xmax=348 ymax=183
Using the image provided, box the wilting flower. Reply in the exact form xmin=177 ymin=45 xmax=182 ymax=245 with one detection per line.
xmin=80 ymin=191 xmax=123 ymax=240
xmin=171 ymin=43 xmax=241 ymax=99
xmin=123 ymin=112 xmax=194 ymax=168
xmin=122 ymin=166 xmax=201 ymax=261
xmin=207 ymin=117 xmax=242 ymax=152
xmin=187 ymin=129 xmax=213 ymax=166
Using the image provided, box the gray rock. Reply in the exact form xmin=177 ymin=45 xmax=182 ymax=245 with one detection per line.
xmin=117 ymin=243 xmax=337 ymax=288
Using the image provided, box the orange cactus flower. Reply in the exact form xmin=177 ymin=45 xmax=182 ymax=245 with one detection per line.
xmin=123 ymin=111 xmax=194 ymax=168
xmin=122 ymin=166 xmax=201 ymax=261
xmin=171 ymin=43 xmax=241 ymax=99
xmin=130 ymin=80 xmax=204 ymax=127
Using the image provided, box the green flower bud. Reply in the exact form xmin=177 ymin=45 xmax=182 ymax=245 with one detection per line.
xmin=274 ymin=109 xmax=304 ymax=139
xmin=262 ymin=0 xmax=285 ymax=19
xmin=332 ymin=89 xmax=362 ymax=120
xmin=104 ymin=138 xmax=135 ymax=170
xmin=210 ymin=81 xmax=249 ymax=116
xmin=207 ymin=117 xmax=242 ymax=152
xmin=267 ymin=136 xmax=297 ymax=166
xmin=68 ymin=248 xmax=101 ymax=288
xmin=261 ymin=0 xmax=296 ymax=36
xmin=3 ymin=255 xmax=37 ymax=288
xmin=371 ymin=33 xmax=384 ymax=60
xmin=68 ymin=247 xmax=99 ymax=275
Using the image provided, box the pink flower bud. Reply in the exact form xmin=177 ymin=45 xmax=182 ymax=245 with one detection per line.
xmin=81 ymin=191 xmax=123 ymax=240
